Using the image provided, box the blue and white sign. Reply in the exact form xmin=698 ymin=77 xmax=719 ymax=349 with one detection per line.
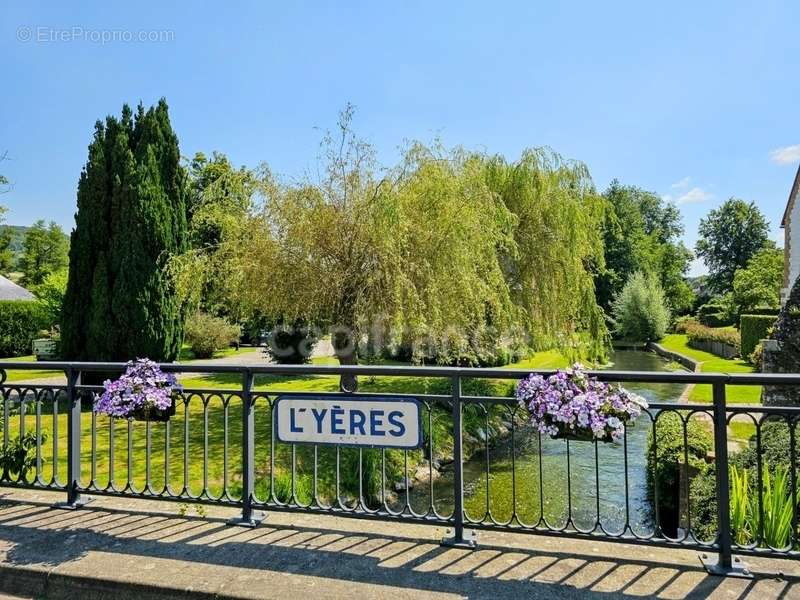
xmin=274 ymin=395 xmax=423 ymax=449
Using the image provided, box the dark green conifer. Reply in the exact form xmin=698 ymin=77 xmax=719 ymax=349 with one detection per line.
xmin=61 ymin=100 xmax=188 ymax=361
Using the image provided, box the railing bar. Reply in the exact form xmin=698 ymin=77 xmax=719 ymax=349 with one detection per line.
xmin=566 ymin=437 xmax=573 ymax=527
xmin=183 ymin=399 xmax=189 ymax=495
xmin=145 ymin=419 xmax=152 ymax=492
xmin=203 ymin=400 xmax=209 ymax=495
xmin=52 ymin=394 xmax=59 ymax=483
xmin=109 ymin=417 xmax=115 ymax=489
xmin=223 ymin=398 xmax=229 ymax=497
xmin=91 ymin=409 xmax=97 ymax=486
xmin=594 ymin=439 xmax=601 ymax=531
xmin=164 ymin=418 xmax=171 ymax=495
xmin=755 ymin=421 xmax=765 ymax=547
xmin=623 ymin=423 xmax=630 ymax=533
xmin=126 ymin=418 xmax=133 ymax=491
xmin=790 ymin=419 xmax=798 ymax=547
xmin=35 ymin=396 xmax=42 ymax=482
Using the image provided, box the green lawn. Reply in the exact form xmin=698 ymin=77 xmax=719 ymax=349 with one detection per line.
xmin=2 ymin=349 xmax=570 ymax=501
xmin=659 ymin=334 xmax=761 ymax=404
xmin=0 ymin=355 xmax=65 ymax=383
xmin=177 ymin=344 xmax=260 ymax=362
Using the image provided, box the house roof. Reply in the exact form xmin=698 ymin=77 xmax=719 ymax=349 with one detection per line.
xmin=781 ymin=164 xmax=800 ymax=228
xmin=0 ymin=275 xmax=35 ymax=300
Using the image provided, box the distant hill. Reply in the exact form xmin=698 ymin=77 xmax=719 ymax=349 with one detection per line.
xmin=1 ymin=225 xmax=30 ymax=271
xmin=4 ymin=225 xmax=29 ymax=253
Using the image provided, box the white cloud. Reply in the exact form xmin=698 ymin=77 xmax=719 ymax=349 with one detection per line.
xmin=770 ymin=144 xmax=800 ymax=165
xmin=674 ymin=187 xmax=713 ymax=205
xmin=671 ymin=176 xmax=691 ymax=189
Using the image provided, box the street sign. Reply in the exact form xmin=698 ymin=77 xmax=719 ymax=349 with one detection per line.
xmin=274 ymin=395 xmax=423 ymax=449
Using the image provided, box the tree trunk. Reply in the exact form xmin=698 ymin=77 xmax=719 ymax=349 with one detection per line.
xmin=332 ymin=326 xmax=359 ymax=393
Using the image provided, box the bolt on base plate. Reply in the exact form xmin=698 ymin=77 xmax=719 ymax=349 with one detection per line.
xmin=700 ymin=553 xmax=753 ymax=579
xmin=441 ymin=528 xmax=477 ymax=549
xmin=226 ymin=511 xmax=265 ymax=528
xmin=52 ymin=495 xmax=93 ymax=510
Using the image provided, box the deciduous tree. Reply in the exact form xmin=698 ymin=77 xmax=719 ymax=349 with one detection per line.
xmin=696 ymin=198 xmax=771 ymax=294
xmin=732 ymin=247 xmax=783 ymax=311
xmin=19 ymin=220 xmax=68 ymax=286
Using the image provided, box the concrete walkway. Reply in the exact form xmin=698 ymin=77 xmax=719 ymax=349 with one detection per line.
xmin=0 ymin=489 xmax=797 ymax=600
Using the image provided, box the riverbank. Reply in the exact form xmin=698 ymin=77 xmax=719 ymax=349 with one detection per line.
xmin=656 ymin=334 xmax=761 ymax=404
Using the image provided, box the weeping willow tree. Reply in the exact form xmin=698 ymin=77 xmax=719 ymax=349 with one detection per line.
xmin=171 ymin=109 xmax=609 ymax=389
xmin=483 ymin=148 xmax=608 ymax=359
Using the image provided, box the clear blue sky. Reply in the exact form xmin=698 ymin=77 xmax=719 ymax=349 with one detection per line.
xmin=2 ymin=1 xmax=799 ymax=276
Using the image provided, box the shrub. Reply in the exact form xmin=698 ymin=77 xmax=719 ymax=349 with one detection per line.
xmin=184 ymin=311 xmax=240 ymax=359
xmin=674 ymin=316 xmax=700 ymax=334
xmin=612 ymin=272 xmax=670 ymax=342
xmin=698 ymin=302 xmax=726 ymax=318
xmin=684 ymin=321 xmax=741 ymax=353
xmin=646 ymin=412 xmax=713 ymax=537
xmin=740 ymin=315 xmax=776 ymax=361
xmin=697 ymin=297 xmax=737 ymax=327
xmin=0 ymin=431 xmax=46 ymax=482
xmin=0 ymin=300 xmax=49 ymax=357
xmin=263 ymin=320 xmax=318 ymax=364
xmin=700 ymin=312 xmax=734 ymax=328
xmin=32 ymin=268 xmax=68 ymax=329
xmin=750 ymin=342 xmax=764 ymax=370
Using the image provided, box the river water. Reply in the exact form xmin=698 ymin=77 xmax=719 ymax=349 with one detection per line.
xmin=421 ymin=350 xmax=686 ymax=533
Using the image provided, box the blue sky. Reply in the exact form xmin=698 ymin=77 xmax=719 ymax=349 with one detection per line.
xmin=2 ymin=1 xmax=799 ymax=276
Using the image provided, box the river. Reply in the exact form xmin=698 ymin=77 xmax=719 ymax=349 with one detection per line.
xmin=416 ymin=349 xmax=686 ymax=534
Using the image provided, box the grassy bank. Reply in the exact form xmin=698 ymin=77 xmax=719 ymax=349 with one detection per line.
xmin=659 ymin=334 xmax=761 ymax=404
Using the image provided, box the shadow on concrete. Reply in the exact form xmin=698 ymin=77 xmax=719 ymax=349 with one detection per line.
xmin=0 ymin=497 xmax=797 ymax=599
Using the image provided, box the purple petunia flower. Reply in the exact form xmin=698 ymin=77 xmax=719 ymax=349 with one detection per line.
xmin=515 ymin=363 xmax=648 ymax=442
xmin=94 ymin=358 xmax=182 ymax=419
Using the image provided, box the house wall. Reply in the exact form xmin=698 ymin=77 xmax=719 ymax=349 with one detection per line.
xmin=784 ymin=193 xmax=800 ymax=304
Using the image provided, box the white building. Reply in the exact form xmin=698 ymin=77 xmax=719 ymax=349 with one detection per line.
xmin=781 ymin=165 xmax=800 ymax=305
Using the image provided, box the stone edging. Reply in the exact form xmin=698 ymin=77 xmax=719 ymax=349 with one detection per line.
xmin=646 ymin=342 xmax=700 ymax=404
xmin=646 ymin=341 xmax=701 ymax=373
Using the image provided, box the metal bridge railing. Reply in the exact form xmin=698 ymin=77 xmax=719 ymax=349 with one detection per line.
xmin=2 ymin=361 xmax=800 ymax=577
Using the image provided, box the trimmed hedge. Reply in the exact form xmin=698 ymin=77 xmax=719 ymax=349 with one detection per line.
xmin=742 ymin=307 xmax=780 ymax=317
xmin=698 ymin=303 xmax=725 ymax=317
xmin=740 ymin=314 xmax=776 ymax=360
xmin=699 ymin=312 xmax=734 ymax=328
xmin=685 ymin=321 xmax=741 ymax=354
xmin=0 ymin=301 xmax=49 ymax=358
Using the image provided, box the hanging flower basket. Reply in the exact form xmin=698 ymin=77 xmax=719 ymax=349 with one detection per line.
xmin=94 ymin=359 xmax=182 ymax=422
xmin=516 ymin=363 xmax=648 ymax=444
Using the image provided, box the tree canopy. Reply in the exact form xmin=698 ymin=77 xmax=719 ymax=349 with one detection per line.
xmin=173 ymin=108 xmax=609 ymax=381
xmin=61 ymin=99 xmax=189 ymax=362
xmin=595 ymin=180 xmax=693 ymax=314
xmin=732 ymin=247 xmax=783 ymax=312
xmin=695 ymin=198 xmax=771 ymax=294
xmin=0 ymin=206 xmax=12 ymax=274
xmin=18 ymin=219 xmax=69 ymax=286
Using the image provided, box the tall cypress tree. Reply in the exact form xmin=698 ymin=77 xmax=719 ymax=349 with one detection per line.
xmin=61 ymin=100 xmax=188 ymax=361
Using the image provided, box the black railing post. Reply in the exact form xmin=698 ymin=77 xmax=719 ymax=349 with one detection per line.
xmin=700 ymin=380 xmax=750 ymax=578
xmin=227 ymin=368 xmax=263 ymax=527
xmin=441 ymin=373 xmax=476 ymax=549
xmin=53 ymin=367 xmax=89 ymax=509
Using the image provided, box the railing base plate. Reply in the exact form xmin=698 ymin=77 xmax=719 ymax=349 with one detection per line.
xmin=441 ymin=528 xmax=477 ymax=549
xmin=700 ymin=554 xmax=752 ymax=578
xmin=52 ymin=496 xmax=93 ymax=511
xmin=226 ymin=511 xmax=265 ymax=528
